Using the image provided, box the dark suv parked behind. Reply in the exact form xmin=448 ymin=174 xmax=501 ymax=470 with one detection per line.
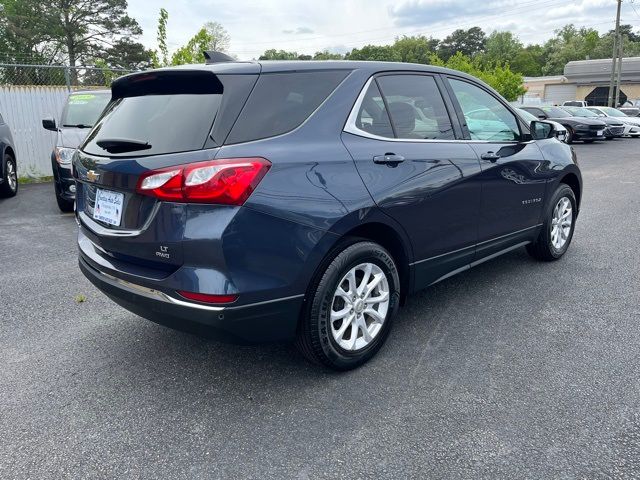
xmin=42 ymin=90 xmax=110 ymax=211
xmin=76 ymin=58 xmax=582 ymax=370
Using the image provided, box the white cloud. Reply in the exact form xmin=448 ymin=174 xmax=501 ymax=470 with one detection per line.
xmin=126 ymin=0 xmax=630 ymax=60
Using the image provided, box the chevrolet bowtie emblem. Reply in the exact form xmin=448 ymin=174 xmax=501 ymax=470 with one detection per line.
xmin=86 ymin=170 xmax=100 ymax=182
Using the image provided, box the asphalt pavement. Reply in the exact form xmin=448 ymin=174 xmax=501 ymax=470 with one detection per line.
xmin=1 ymin=139 xmax=639 ymax=479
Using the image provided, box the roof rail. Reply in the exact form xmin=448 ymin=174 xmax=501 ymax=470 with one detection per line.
xmin=203 ymin=51 xmax=235 ymax=64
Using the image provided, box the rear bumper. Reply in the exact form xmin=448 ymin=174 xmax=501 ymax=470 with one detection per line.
xmin=79 ymin=255 xmax=304 ymax=344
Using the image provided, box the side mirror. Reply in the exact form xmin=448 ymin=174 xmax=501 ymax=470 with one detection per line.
xmin=42 ymin=117 xmax=57 ymax=131
xmin=530 ymin=120 xmax=554 ymax=140
xmin=537 ymin=114 xmax=547 ymax=120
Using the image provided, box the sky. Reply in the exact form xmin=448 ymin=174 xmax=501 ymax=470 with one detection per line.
xmin=126 ymin=0 xmax=640 ymax=60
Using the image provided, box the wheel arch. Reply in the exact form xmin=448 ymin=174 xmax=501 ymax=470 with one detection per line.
xmin=559 ymin=171 xmax=581 ymax=210
xmin=323 ymin=219 xmax=413 ymax=305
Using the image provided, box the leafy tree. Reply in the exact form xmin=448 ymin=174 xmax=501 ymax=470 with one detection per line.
xmin=47 ymin=0 xmax=142 ymax=69
xmin=510 ymin=45 xmax=545 ymax=77
xmin=171 ymin=28 xmax=212 ymax=65
xmin=345 ymin=45 xmax=401 ymax=62
xmin=484 ymin=31 xmax=523 ymax=65
xmin=104 ymin=39 xmax=153 ymax=70
xmin=313 ymin=50 xmax=344 ymax=60
xmin=259 ymin=49 xmax=299 ymax=60
xmin=392 ymin=35 xmax=439 ymax=64
xmin=151 ymin=8 xmax=169 ymax=67
xmin=438 ymin=27 xmax=486 ymax=60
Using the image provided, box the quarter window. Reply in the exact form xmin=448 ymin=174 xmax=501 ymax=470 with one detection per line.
xmin=354 ymin=82 xmax=394 ymax=138
xmin=449 ymin=79 xmax=520 ymax=141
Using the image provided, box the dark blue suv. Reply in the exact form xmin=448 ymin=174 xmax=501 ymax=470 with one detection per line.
xmin=74 ymin=59 xmax=582 ymax=370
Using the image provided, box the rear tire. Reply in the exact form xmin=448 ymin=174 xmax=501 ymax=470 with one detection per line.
xmin=295 ymin=240 xmax=400 ymax=370
xmin=526 ymin=184 xmax=577 ymax=261
xmin=0 ymin=153 xmax=18 ymax=198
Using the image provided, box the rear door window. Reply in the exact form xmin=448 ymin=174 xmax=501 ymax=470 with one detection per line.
xmin=376 ymin=75 xmax=455 ymax=140
xmin=226 ymin=70 xmax=349 ymax=144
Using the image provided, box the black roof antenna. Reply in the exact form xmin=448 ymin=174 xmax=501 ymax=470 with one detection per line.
xmin=204 ymin=51 xmax=235 ymax=64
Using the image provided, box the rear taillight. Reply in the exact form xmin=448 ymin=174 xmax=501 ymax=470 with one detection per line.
xmin=136 ymin=158 xmax=270 ymax=205
xmin=177 ymin=291 xmax=238 ymax=304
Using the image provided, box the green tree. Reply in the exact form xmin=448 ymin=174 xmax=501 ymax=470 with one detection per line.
xmin=313 ymin=50 xmax=344 ymax=60
xmin=438 ymin=27 xmax=486 ymax=60
xmin=484 ymin=31 xmax=523 ymax=65
xmin=510 ymin=45 xmax=545 ymax=77
xmin=259 ymin=49 xmax=299 ymax=60
xmin=170 ymin=28 xmax=212 ymax=65
xmin=151 ymin=8 xmax=169 ymax=67
xmin=104 ymin=39 xmax=153 ymax=70
xmin=391 ymin=35 xmax=439 ymax=64
xmin=345 ymin=45 xmax=401 ymax=62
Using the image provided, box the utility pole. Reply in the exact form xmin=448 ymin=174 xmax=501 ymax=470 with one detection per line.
xmin=608 ymin=0 xmax=622 ymax=107
xmin=615 ymin=34 xmax=624 ymax=107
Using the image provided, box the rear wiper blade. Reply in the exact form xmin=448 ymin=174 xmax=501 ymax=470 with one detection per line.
xmin=63 ymin=123 xmax=92 ymax=128
xmin=96 ymin=138 xmax=152 ymax=154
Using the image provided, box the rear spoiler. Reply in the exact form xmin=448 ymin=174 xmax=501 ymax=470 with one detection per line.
xmin=111 ymin=70 xmax=223 ymax=99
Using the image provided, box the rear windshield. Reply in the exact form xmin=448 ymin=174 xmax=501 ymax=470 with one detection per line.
xmin=225 ymin=70 xmax=349 ymax=144
xmin=82 ymin=93 xmax=222 ymax=157
xmin=61 ymin=92 xmax=110 ymax=128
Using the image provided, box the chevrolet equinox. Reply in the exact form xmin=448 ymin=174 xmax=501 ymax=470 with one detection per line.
xmin=75 ymin=57 xmax=582 ymax=370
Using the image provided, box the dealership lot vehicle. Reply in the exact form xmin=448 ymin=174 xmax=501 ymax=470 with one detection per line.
xmin=74 ymin=59 xmax=582 ymax=370
xmin=587 ymin=106 xmax=640 ymax=137
xmin=0 ymin=111 xmax=17 ymax=198
xmin=561 ymin=105 xmax=625 ymax=140
xmin=42 ymin=90 xmax=110 ymax=212
xmin=0 ymin=141 xmax=638 ymax=478
xmin=516 ymin=107 xmax=568 ymax=142
xmin=521 ymin=105 xmax=606 ymax=143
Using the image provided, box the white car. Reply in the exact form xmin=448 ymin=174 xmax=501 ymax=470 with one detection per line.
xmin=516 ymin=108 xmax=568 ymax=143
xmin=586 ymin=107 xmax=640 ymax=137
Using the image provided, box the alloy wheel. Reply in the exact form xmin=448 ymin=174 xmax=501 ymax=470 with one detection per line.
xmin=6 ymin=160 xmax=17 ymax=192
xmin=330 ymin=262 xmax=390 ymax=351
xmin=550 ymin=196 xmax=572 ymax=250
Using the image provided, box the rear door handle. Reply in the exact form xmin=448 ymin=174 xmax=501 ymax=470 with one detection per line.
xmin=373 ymin=153 xmax=405 ymax=164
xmin=480 ymin=151 xmax=501 ymax=162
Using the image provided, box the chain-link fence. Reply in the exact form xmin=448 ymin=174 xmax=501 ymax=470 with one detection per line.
xmin=0 ymin=64 xmax=139 ymax=178
xmin=0 ymin=63 xmax=137 ymax=90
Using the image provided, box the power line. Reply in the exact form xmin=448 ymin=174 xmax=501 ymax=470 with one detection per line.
xmin=234 ymin=0 xmax=577 ymax=53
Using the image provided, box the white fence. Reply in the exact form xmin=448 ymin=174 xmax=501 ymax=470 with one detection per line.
xmin=0 ymin=85 xmax=69 ymax=178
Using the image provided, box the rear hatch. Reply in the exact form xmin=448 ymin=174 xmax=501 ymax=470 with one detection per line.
xmin=74 ymin=67 xmax=259 ymax=275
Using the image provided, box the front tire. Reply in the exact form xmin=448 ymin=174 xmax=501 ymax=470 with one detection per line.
xmin=0 ymin=153 xmax=18 ymax=198
xmin=527 ymin=184 xmax=577 ymax=261
xmin=55 ymin=192 xmax=74 ymax=212
xmin=565 ymin=127 xmax=574 ymax=144
xmin=296 ymin=240 xmax=400 ymax=370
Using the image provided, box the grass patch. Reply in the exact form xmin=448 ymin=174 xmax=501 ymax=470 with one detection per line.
xmin=74 ymin=294 xmax=87 ymax=304
xmin=18 ymin=176 xmax=54 ymax=185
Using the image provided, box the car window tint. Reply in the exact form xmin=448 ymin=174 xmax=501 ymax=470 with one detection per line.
xmin=377 ymin=75 xmax=454 ymax=140
xmin=82 ymin=94 xmax=223 ymax=157
xmin=449 ymin=79 xmax=520 ymax=141
xmin=354 ymin=81 xmax=394 ymax=138
xmin=227 ymin=70 xmax=349 ymax=144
